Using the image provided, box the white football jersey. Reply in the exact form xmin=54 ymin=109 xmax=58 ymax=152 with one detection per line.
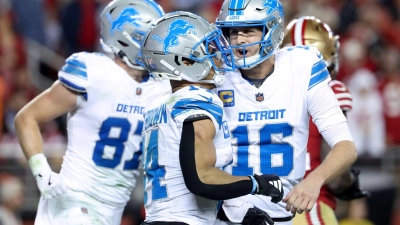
xmin=58 ymin=52 xmax=170 ymax=207
xmin=214 ymin=46 xmax=347 ymax=218
xmin=143 ymin=86 xmax=233 ymax=225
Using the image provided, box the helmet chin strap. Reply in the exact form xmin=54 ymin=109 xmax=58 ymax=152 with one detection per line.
xmin=122 ymin=55 xmax=146 ymax=70
xmin=110 ymin=43 xmax=145 ymax=70
xmin=159 ymin=59 xmax=225 ymax=85
xmin=100 ymin=39 xmax=113 ymax=53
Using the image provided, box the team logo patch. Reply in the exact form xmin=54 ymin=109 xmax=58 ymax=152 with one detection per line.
xmin=136 ymin=87 xmax=142 ymax=95
xmin=152 ymin=19 xmax=196 ymax=54
xmin=218 ymin=90 xmax=235 ymax=107
xmin=108 ymin=7 xmax=141 ymax=35
xmin=255 ymin=92 xmax=264 ymax=102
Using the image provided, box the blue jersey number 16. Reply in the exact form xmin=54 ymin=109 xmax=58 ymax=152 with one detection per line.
xmin=92 ymin=117 xmax=143 ymax=170
xmin=232 ymin=123 xmax=294 ymax=177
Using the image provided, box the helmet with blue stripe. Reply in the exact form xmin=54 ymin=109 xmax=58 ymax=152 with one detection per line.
xmin=216 ymin=0 xmax=284 ymax=70
xmin=141 ymin=11 xmax=234 ymax=85
xmin=100 ymin=0 xmax=164 ymax=70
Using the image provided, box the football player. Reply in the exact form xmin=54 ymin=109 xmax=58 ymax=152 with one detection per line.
xmin=282 ymin=16 xmax=369 ymax=225
xmin=214 ymin=0 xmax=357 ymax=224
xmin=14 ymin=0 xmax=169 ymax=224
xmin=140 ymin=11 xmax=284 ymax=225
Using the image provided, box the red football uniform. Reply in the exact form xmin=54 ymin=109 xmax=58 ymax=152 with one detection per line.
xmin=378 ymin=77 xmax=400 ymax=145
xmin=306 ymin=80 xmax=352 ymax=210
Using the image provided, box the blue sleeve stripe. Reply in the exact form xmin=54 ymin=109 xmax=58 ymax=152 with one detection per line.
xmin=61 ymin=65 xmax=87 ymax=79
xmin=66 ymin=58 xmax=86 ymax=70
xmin=308 ymin=68 xmax=330 ymax=90
xmin=311 ymin=60 xmax=326 ymax=76
xmin=171 ymin=99 xmax=223 ymax=127
xmin=81 ymin=93 xmax=88 ymax=100
xmin=59 ymin=77 xmax=87 ymax=92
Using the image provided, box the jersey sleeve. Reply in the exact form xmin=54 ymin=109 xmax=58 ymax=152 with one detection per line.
xmin=329 ymin=80 xmax=352 ymax=112
xmin=171 ymin=89 xmax=224 ymax=132
xmin=58 ymin=52 xmax=89 ymax=100
xmin=307 ymin=82 xmax=353 ymax=147
xmin=307 ymin=47 xmax=331 ymax=92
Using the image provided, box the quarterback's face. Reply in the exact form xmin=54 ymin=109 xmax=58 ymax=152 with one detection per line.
xmin=229 ymin=27 xmax=263 ymax=58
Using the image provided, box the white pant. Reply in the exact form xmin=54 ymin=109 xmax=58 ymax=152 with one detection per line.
xmin=35 ymin=190 xmax=124 ymax=225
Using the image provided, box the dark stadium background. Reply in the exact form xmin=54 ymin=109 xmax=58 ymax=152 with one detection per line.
xmin=0 ymin=0 xmax=399 ymax=224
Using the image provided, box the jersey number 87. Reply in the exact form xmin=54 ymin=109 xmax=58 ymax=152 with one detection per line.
xmin=92 ymin=117 xmax=143 ymax=170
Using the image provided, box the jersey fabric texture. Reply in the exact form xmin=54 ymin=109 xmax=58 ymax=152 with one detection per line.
xmin=214 ymin=46 xmax=350 ymax=221
xmin=36 ymin=52 xmax=170 ymax=225
xmin=143 ymin=85 xmax=233 ymax=225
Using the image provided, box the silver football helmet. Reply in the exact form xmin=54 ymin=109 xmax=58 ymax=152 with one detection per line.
xmin=100 ymin=0 xmax=164 ymax=70
xmin=141 ymin=11 xmax=234 ymax=84
xmin=216 ymin=0 xmax=285 ymax=70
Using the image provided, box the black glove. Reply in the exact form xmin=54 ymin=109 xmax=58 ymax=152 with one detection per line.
xmin=242 ymin=207 xmax=274 ymax=225
xmin=335 ymin=169 xmax=370 ymax=201
xmin=216 ymin=206 xmax=274 ymax=225
xmin=253 ymin=174 xmax=284 ymax=203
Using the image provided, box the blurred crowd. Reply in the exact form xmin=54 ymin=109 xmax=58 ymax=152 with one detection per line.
xmin=1 ymin=0 xmax=400 ymax=225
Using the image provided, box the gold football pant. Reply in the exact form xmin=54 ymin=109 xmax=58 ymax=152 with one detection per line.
xmin=293 ymin=201 xmax=338 ymax=225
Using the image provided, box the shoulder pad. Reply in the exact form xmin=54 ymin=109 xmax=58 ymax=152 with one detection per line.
xmin=171 ymin=86 xmax=223 ymax=127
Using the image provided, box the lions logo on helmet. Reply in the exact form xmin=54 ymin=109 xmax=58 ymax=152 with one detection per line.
xmin=108 ymin=7 xmax=141 ymax=35
xmin=100 ymin=0 xmax=164 ymax=69
xmin=152 ymin=19 xmax=196 ymax=54
xmin=141 ymin=11 xmax=234 ymax=84
xmin=263 ymin=0 xmax=284 ymax=18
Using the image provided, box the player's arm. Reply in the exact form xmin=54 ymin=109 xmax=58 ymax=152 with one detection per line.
xmin=14 ymin=81 xmax=78 ymax=198
xmin=180 ymin=116 xmax=283 ymax=201
xmin=321 ymin=118 xmax=369 ymax=200
xmin=320 ymin=137 xmax=353 ymax=192
xmin=284 ymin=80 xmax=357 ymax=214
xmin=15 ymin=81 xmax=77 ymax=159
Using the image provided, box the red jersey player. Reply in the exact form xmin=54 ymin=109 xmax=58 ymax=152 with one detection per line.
xmin=282 ymin=16 xmax=369 ymax=225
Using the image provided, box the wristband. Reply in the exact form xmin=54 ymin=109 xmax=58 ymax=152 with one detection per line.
xmin=28 ymin=153 xmax=51 ymax=176
xmin=249 ymin=175 xmax=258 ymax=194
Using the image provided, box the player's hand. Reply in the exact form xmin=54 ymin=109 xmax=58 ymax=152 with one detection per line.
xmin=282 ymin=177 xmax=320 ymax=214
xmin=242 ymin=207 xmax=274 ymax=225
xmin=253 ymin=174 xmax=284 ymax=203
xmin=35 ymin=170 xmax=68 ymax=199
xmin=335 ymin=169 xmax=370 ymax=200
xmin=29 ymin=153 xmax=68 ymax=199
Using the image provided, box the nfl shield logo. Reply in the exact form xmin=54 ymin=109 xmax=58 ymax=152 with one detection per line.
xmin=81 ymin=207 xmax=88 ymax=214
xmin=255 ymin=93 xmax=264 ymax=102
xmin=136 ymin=87 xmax=142 ymax=95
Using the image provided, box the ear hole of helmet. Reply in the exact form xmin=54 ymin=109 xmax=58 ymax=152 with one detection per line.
xmin=110 ymin=7 xmax=117 ymax=14
xmin=118 ymin=40 xmax=129 ymax=47
xmin=182 ymin=57 xmax=195 ymax=66
xmin=174 ymin=55 xmax=181 ymax=66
